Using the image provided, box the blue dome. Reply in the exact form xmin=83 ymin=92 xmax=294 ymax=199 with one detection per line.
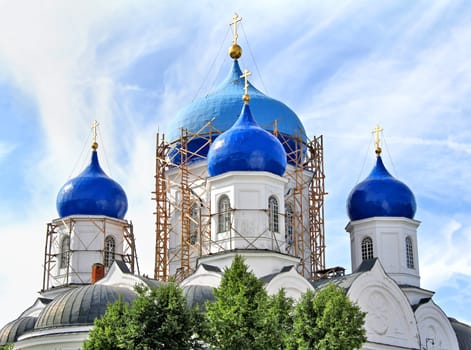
xmin=207 ymin=103 xmax=287 ymax=177
xmin=56 ymin=150 xmax=128 ymax=219
xmin=347 ymin=156 xmax=416 ymax=221
xmin=167 ymin=60 xmax=306 ymax=163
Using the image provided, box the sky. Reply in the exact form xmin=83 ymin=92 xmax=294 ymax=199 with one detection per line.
xmin=0 ymin=0 xmax=471 ymax=328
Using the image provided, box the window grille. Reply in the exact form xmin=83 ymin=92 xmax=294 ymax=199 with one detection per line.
xmin=406 ymin=237 xmax=414 ymax=269
xmin=60 ymin=236 xmax=70 ymax=268
xmin=268 ymin=196 xmax=279 ymax=233
xmin=217 ymin=195 xmax=231 ymax=233
xmin=361 ymin=237 xmax=374 ymax=260
xmin=104 ymin=236 xmax=116 ymax=267
xmin=285 ymin=204 xmax=293 ymax=244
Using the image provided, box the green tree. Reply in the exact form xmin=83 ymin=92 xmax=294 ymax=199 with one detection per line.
xmin=288 ymin=283 xmax=366 ymax=350
xmin=267 ymin=288 xmax=294 ymax=349
xmin=125 ymin=283 xmax=198 ymax=350
xmin=84 ymin=283 xmax=200 ymax=350
xmin=83 ymin=298 xmax=130 ymax=350
xmin=203 ymin=255 xmax=285 ymax=349
xmin=0 ymin=344 xmax=13 ymax=350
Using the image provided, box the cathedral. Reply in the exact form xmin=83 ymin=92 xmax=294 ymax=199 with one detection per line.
xmin=1 ymin=16 xmax=470 ymax=350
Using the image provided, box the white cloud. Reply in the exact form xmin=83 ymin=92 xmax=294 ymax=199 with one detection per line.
xmin=0 ymin=0 xmax=471 ymax=327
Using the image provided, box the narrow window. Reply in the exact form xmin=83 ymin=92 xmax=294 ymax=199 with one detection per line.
xmin=190 ymin=204 xmax=199 ymax=245
xmin=60 ymin=235 xmax=70 ymax=269
xmin=406 ymin=237 xmax=414 ymax=269
xmin=361 ymin=237 xmax=374 ymax=260
xmin=104 ymin=236 xmax=116 ymax=267
xmin=217 ymin=195 xmax=231 ymax=233
xmin=268 ymin=196 xmax=279 ymax=232
xmin=285 ymin=204 xmax=293 ymax=245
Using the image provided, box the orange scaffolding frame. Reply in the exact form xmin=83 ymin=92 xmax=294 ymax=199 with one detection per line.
xmin=153 ymin=123 xmax=326 ymax=281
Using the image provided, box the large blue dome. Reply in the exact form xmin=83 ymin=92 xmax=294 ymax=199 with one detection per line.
xmin=207 ymin=103 xmax=287 ymax=177
xmin=167 ymin=60 xmax=306 ymax=163
xmin=347 ymin=156 xmax=416 ymax=221
xmin=56 ymin=149 xmax=128 ymax=219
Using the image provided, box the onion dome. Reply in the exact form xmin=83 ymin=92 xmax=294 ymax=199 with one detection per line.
xmin=56 ymin=145 xmax=128 ymax=219
xmin=347 ymin=155 xmax=416 ymax=221
xmin=0 ymin=316 xmax=36 ymax=345
xmin=35 ymin=284 xmax=136 ymax=329
xmin=167 ymin=59 xmax=306 ymax=164
xmin=207 ymin=102 xmax=287 ymax=177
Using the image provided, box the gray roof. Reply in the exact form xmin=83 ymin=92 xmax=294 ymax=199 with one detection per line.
xmin=311 ymin=259 xmax=377 ymax=291
xmin=182 ymin=284 xmax=216 ymax=310
xmin=449 ymin=318 xmax=471 ymax=350
xmin=0 ymin=316 xmax=36 ymax=345
xmin=35 ymin=284 xmax=136 ymax=329
xmin=260 ymin=265 xmax=295 ymax=284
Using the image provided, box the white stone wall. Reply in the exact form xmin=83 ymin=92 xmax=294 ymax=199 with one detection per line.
xmin=51 ymin=216 xmax=127 ymax=286
xmin=346 ymin=217 xmax=421 ymax=286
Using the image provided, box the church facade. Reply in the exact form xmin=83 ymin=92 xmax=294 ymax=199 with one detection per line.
xmin=1 ymin=17 xmax=470 ymax=350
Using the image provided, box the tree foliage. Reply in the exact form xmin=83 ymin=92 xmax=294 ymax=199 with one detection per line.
xmin=203 ymin=255 xmax=288 ymax=349
xmin=84 ymin=282 xmax=199 ymax=350
xmin=83 ymin=256 xmax=366 ymax=350
xmin=83 ymin=297 xmax=130 ymax=350
xmin=0 ymin=344 xmax=13 ymax=350
xmin=288 ymin=283 xmax=366 ymax=350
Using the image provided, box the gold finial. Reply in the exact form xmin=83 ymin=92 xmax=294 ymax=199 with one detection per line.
xmin=240 ymin=68 xmax=251 ymax=103
xmin=228 ymin=13 xmax=243 ymax=59
xmin=372 ymin=124 xmax=383 ymax=156
xmin=92 ymin=120 xmax=99 ymax=150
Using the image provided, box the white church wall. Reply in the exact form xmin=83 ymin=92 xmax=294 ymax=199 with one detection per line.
xmin=15 ymin=327 xmax=90 ymax=350
xmin=265 ymin=268 xmax=314 ymax=299
xmin=51 ymin=217 xmax=127 ymax=286
xmin=347 ymin=217 xmax=421 ymax=287
xmin=208 ymin=171 xmax=287 ymax=252
xmin=415 ymin=299 xmax=459 ymax=350
xmin=348 ymin=261 xmax=420 ymax=349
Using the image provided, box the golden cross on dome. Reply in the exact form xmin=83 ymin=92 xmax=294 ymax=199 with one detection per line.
xmin=92 ymin=120 xmax=99 ymax=149
xmin=372 ymin=124 xmax=383 ymax=155
xmin=240 ymin=68 xmax=251 ymax=103
xmin=230 ymin=13 xmax=242 ymax=45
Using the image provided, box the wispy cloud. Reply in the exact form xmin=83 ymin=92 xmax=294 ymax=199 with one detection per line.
xmin=0 ymin=0 xmax=470 ymax=327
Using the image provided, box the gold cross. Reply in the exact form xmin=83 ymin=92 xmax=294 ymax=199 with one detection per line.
xmin=230 ymin=13 xmax=242 ymax=45
xmin=240 ymin=68 xmax=251 ymax=103
xmin=92 ymin=120 xmax=99 ymax=149
xmin=372 ymin=124 xmax=383 ymax=155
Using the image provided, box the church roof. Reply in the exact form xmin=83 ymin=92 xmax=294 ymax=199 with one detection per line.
xmin=207 ymin=103 xmax=287 ymax=177
xmin=182 ymin=285 xmax=216 ymax=310
xmin=312 ymin=258 xmax=377 ymax=291
xmin=449 ymin=318 xmax=471 ymax=350
xmin=56 ymin=148 xmax=128 ymax=219
xmin=166 ymin=60 xmax=306 ymax=165
xmin=0 ymin=316 xmax=36 ymax=345
xmin=35 ymin=284 xmax=136 ymax=329
xmin=347 ymin=156 xmax=416 ymax=221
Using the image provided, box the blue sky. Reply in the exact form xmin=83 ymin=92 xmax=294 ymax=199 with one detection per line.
xmin=1 ymin=0 xmax=471 ymax=327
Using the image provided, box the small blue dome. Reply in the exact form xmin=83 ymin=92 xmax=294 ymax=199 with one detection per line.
xmin=347 ymin=156 xmax=416 ymax=221
xmin=56 ymin=150 xmax=128 ymax=219
xmin=167 ymin=60 xmax=306 ymax=163
xmin=207 ymin=103 xmax=287 ymax=177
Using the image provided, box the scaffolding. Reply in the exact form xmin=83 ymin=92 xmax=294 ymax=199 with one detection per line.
xmin=153 ymin=124 xmax=326 ymax=281
xmin=42 ymin=217 xmax=138 ymax=291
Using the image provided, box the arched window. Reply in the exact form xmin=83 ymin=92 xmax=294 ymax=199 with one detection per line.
xmin=285 ymin=203 xmax=293 ymax=245
xmin=104 ymin=236 xmax=116 ymax=268
xmin=217 ymin=195 xmax=231 ymax=233
xmin=361 ymin=237 xmax=374 ymax=261
xmin=268 ymin=196 xmax=279 ymax=233
xmin=60 ymin=235 xmax=70 ymax=269
xmin=406 ymin=237 xmax=414 ymax=269
xmin=190 ymin=203 xmax=199 ymax=245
